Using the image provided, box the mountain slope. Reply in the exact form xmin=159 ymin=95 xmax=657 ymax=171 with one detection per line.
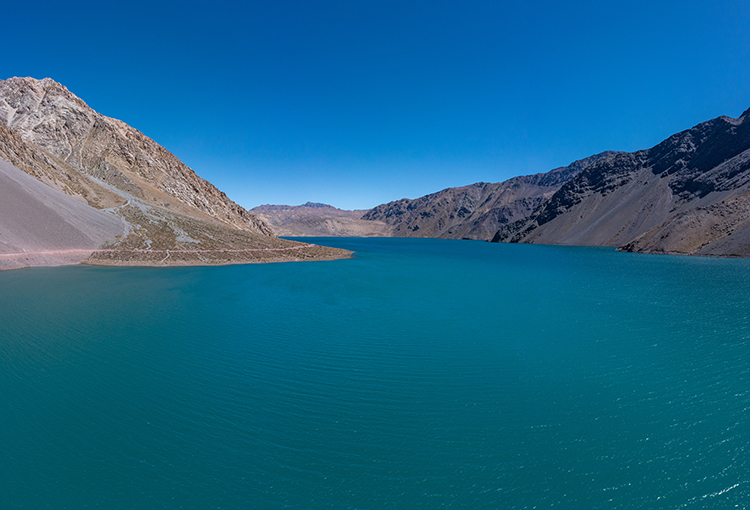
xmin=492 ymin=108 xmax=750 ymax=257
xmin=252 ymin=202 xmax=393 ymax=237
xmin=0 ymin=77 xmax=350 ymax=267
xmin=362 ymin=152 xmax=619 ymax=239
xmin=0 ymin=77 xmax=270 ymax=234
xmin=0 ymin=158 xmax=125 ymax=269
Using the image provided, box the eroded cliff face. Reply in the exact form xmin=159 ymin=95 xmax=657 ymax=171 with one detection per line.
xmin=493 ymin=108 xmax=750 ymax=257
xmin=362 ymin=152 xmax=620 ymax=239
xmin=0 ymin=77 xmax=271 ymax=235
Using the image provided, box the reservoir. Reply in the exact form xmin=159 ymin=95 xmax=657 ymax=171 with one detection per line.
xmin=1 ymin=238 xmax=749 ymax=509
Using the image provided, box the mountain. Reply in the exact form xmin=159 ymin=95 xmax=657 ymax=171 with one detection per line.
xmin=362 ymin=152 xmax=619 ymax=239
xmin=0 ymin=158 xmax=125 ymax=269
xmin=492 ymin=108 xmax=750 ymax=257
xmin=252 ymin=202 xmax=392 ymax=237
xmin=0 ymin=77 xmax=350 ymax=267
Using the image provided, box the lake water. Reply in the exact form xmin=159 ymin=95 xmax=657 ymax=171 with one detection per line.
xmin=2 ymin=238 xmax=750 ymax=509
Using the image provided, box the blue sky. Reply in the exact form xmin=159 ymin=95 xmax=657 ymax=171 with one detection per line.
xmin=3 ymin=0 xmax=749 ymax=209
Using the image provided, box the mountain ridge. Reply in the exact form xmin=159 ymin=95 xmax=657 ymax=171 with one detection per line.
xmin=0 ymin=77 xmax=271 ymax=234
xmin=491 ymin=108 xmax=750 ymax=257
xmin=362 ymin=151 xmax=621 ymax=239
xmin=0 ymin=77 xmax=350 ymax=267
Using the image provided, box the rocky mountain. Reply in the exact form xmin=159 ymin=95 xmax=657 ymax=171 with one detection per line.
xmin=252 ymin=202 xmax=392 ymax=237
xmin=362 ymin=152 xmax=619 ymax=239
xmin=0 ymin=77 xmax=350 ymax=267
xmin=492 ymin=108 xmax=750 ymax=257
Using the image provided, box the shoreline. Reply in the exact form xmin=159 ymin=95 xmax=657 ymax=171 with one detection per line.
xmin=0 ymin=244 xmax=352 ymax=271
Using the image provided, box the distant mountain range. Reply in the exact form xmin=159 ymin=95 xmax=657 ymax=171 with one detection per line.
xmin=0 ymin=77 xmax=349 ymax=268
xmin=262 ymin=108 xmax=750 ymax=258
xmin=251 ymin=202 xmax=392 ymax=237
xmin=256 ymin=154 xmax=622 ymax=240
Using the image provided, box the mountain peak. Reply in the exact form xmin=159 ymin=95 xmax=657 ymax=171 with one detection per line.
xmin=4 ymin=76 xmax=63 ymax=90
xmin=0 ymin=77 xmax=351 ymax=267
xmin=0 ymin=76 xmax=272 ymax=233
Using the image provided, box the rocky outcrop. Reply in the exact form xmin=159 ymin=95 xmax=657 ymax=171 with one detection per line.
xmin=252 ymin=202 xmax=393 ymax=237
xmin=362 ymin=152 xmax=619 ymax=239
xmin=492 ymin=108 xmax=750 ymax=257
xmin=0 ymin=123 xmax=127 ymax=209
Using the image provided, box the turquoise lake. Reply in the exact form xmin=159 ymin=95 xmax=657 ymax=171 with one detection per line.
xmin=1 ymin=237 xmax=750 ymax=509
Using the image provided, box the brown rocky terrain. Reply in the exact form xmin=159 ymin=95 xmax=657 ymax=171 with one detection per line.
xmin=252 ymin=202 xmax=393 ymax=237
xmin=492 ymin=108 xmax=750 ymax=257
xmin=0 ymin=77 xmax=350 ymax=268
xmin=362 ymin=152 xmax=619 ymax=239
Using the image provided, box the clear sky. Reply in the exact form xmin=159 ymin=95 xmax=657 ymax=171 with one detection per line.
xmin=3 ymin=0 xmax=749 ymax=210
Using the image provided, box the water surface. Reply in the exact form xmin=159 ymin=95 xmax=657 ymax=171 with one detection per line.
xmin=1 ymin=238 xmax=749 ymax=508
